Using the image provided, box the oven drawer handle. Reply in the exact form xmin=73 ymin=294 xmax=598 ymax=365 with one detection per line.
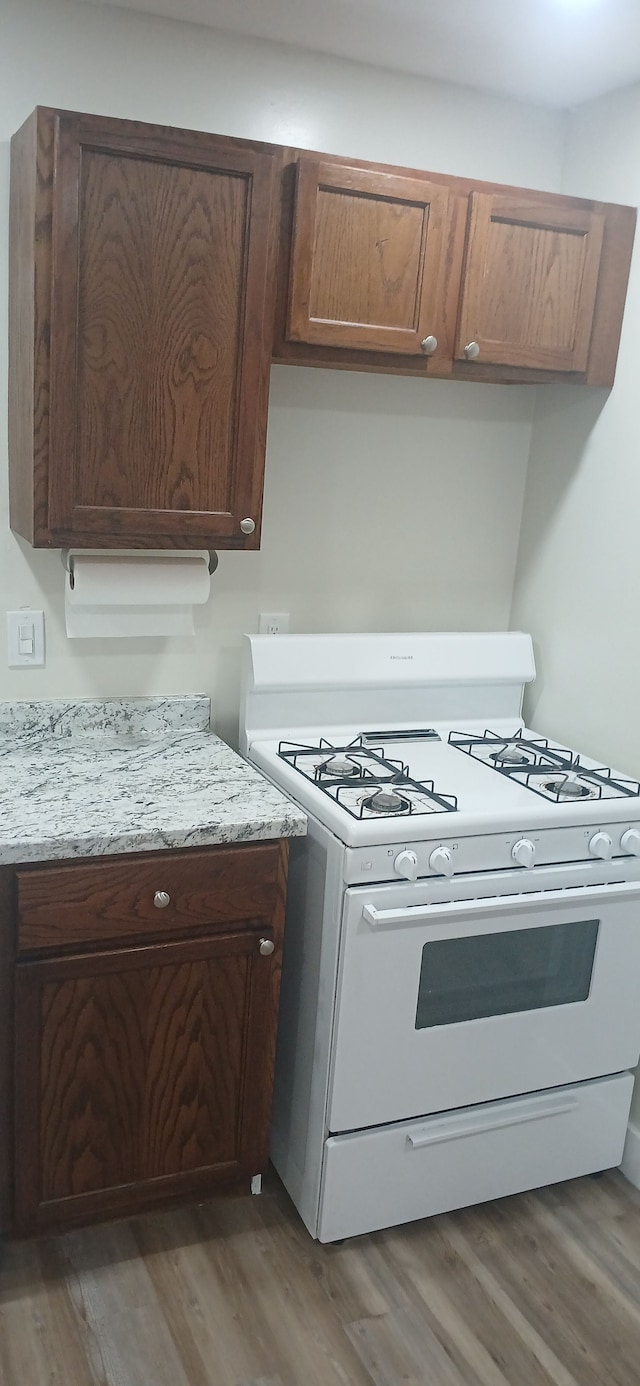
xmin=406 ymin=1092 xmax=579 ymax=1149
xmin=362 ymin=879 xmax=640 ymax=928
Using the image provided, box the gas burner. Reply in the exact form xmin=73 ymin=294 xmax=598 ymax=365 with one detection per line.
xmin=335 ymin=778 xmax=456 ymax=820
xmin=362 ymin=787 xmax=410 ymax=816
xmin=278 ymin=736 xmax=400 ymax=784
xmin=318 ymin=755 xmax=363 ymax=780
xmin=490 ymin=747 xmax=531 ymax=766
xmin=542 ymin=775 xmax=593 ymax=801
xmin=449 ymin=728 xmax=562 ymax=772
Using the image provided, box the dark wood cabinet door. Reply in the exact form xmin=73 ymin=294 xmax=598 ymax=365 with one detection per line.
xmin=13 ymin=928 xmax=280 ymax=1233
xmin=10 ymin=108 xmax=281 ymax=549
xmin=287 ymin=157 xmax=450 ymax=356
xmin=456 ymin=192 xmax=605 ymax=373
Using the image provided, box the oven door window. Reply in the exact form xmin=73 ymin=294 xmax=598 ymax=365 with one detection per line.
xmin=415 ymin=919 xmax=599 ymax=1029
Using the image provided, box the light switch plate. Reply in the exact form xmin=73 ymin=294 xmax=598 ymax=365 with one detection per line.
xmin=7 ymin=610 xmax=45 ymax=667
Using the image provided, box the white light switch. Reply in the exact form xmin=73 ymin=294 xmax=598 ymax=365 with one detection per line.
xmin=7 ymin=610 xmax=45 ymax=667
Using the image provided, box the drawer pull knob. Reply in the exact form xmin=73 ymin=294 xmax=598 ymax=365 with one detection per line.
xmin=420 ymin=335 xmax=437 ymax=354
xmin=464 ymin=340 xmax=480 ymax=360
xmin=240 ymin=517 xmax=256 ymax=535
xmin=153 ymin=890 xmax=171 ymax=909
xmin=259 ymin=938 xmax=275 ymax=956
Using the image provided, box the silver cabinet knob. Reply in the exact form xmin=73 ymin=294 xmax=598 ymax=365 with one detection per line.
xmin=464 ymin=341 xmax=480 ymax=360
xmin=420 ymin=335 xmax=438 ymax=355
xmin=259 ymin=938 xmax=275 ymax=956
xmin=153 ymin=890 xmax=171 ymax=909
xmin=240 ymin=517 xmax=256 ymax=535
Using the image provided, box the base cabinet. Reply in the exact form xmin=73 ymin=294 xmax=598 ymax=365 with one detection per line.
xmin=9 ymin=840 xmax=288 ymax=1236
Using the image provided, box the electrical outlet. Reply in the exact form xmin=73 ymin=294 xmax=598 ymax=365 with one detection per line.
xmin=259 ymin=612 xmax=289 ymax=635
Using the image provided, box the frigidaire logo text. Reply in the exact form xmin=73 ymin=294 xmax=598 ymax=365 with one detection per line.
xmin=390 ymin=655 xmax=414 ymax=661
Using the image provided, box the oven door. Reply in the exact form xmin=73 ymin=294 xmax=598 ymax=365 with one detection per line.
xmin=328 ymin=865 xmax=640 ymax=1132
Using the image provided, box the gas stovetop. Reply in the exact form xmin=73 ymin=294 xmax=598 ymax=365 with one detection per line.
xmin=277 ymin=727 xmax=640 ymax=818
xmin=248 ymin=721 xmax=640 ymax=850
xmin=242 ymin=632 xmax=640 ymax=853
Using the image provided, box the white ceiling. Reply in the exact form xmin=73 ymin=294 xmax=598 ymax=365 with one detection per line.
xmin=82 ymin=0 xmax=640 ymax=109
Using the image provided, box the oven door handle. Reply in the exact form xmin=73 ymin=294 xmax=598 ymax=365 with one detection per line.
xmin=362 ymin=879 xmax=640 ymax=928
xmin=406 ymin=1090 xmax=579 ymax=1149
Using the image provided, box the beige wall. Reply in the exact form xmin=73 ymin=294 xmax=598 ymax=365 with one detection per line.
xmin=511 ymin=84 xmax=640 ymax=776
xmin=0 ymin=0 xmax=565 ymax=743
xmin=509 ymin=84 xmax=640 ymax=1125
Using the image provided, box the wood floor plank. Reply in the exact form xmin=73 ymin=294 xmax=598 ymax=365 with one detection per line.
xmin=196 ymin=1196 xmax=375 ymax=1386
xmin=133 ymin=1190 xmax=374 ymax=1386
xmin=446 ymin=1197 xmax=631 ymax=1386
xmin=2 ymin=1170 xmax=640 ymax=1386
xmin=133 ymin=1205 xmax=278 ymax=1386
xmin=0 ymin=1240 xmax=100 ymax=1386
xmin=60 ymin=1221 xmax=193 ymax=1386
xmin=514 ymin=1190 xmax=640 ymax=1384
xmin=304 ymin=1235 xmax=410 ymax=1322
xmin=380 ymin=1219 xmax=559 ymax=1386
xmin=432 ymin=1215 xmax=582 ymax=1386
xmin=345 ymin=1304 xmax=471 ymax=1386
xmin=238 ymin=1379 xmax=286 ymax=1386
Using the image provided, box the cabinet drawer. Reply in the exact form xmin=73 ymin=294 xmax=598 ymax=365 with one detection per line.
xmin=318 ymin=1074 xmax=633 ymax=1243
xmin=16 ymin=844 xmax=282 ymax=952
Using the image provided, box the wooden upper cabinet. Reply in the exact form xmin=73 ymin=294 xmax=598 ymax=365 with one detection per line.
xmin=9 ymin=108 xmax=281 ymax=549
xmin=287 ymin=158 xmax=450 ymax=356
xmin=276 ymin=150 xmax=635 ymax=386
xmin=456 ymin=192 xmax=605 ymax=373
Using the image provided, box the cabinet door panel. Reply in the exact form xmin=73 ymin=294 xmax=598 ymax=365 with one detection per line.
xmin=45 ymin=112 xmax=279 ymax=547
xmin=14 ymin=929 xmax=278 ymax=1232
xmin=38 ymin=970 xmax=146 ymax=1199
xmin=288 ymin=159 xmax=449 ymax=354
xmin=75 ymin=152 xmax=246 ymax=517
xmin=456 ymin=192 xmax=605 ymax=372
xmin=142 ymin=952 xmax=248 ymax=1178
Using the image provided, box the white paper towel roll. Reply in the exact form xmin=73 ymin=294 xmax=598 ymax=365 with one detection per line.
xmin=65 ymin=551 xmax=211 ymax=638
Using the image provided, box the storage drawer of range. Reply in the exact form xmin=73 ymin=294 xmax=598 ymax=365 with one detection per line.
xmin=345 ymin=823 xmax=640 ymax=883
xmin=317 ymin=1073 xmax=633 ymax=1243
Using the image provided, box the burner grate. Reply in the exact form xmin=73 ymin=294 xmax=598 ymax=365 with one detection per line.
xmin=448 ymin=729 xmax=640 ymax=803
xmin=278 ymin=735 xmax=458 ymax=818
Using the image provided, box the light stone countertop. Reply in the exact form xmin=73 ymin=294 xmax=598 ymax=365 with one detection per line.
xmin=0 ymin=696 xmax=307 ymax=866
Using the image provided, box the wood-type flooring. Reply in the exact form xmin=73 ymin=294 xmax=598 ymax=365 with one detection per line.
xmin=1 ymin=1168 xmax=640 ymax=1385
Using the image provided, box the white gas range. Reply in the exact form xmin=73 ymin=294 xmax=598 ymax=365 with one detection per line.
xmin=241 ymin=631 xmax=640 ymax=1242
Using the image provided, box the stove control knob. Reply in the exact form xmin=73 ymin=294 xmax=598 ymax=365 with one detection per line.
xmin=589 ymin=831 xmax=613 ymax=861
xmin=394 ymin=849 xmax=419 ymax=881
xmin=429 ymin=846 xmax=454 ymax=877
xmin=621 ymin=829 xmax=640 ymax=856
xmin=512 ymin=838 xmax=535 ymax=869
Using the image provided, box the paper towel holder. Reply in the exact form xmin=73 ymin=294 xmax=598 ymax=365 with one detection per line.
xmin=61 ymin=548 xmax=219 ymax=590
